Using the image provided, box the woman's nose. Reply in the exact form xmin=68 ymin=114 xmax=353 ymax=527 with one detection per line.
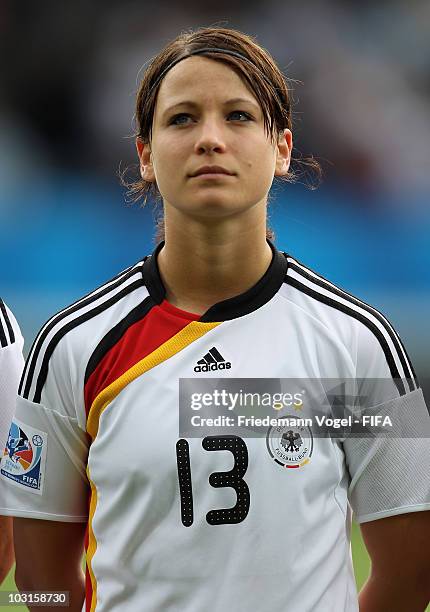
xmin=194 ymin=120 xmax=227 ymax=154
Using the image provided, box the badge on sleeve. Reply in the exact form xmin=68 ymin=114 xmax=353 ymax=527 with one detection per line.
xmin=1 ymin=419 xmax=47 ymax=495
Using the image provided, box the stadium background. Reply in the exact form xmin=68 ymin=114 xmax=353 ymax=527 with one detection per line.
xmin=1 ymin=0 xmax=429 ymax=608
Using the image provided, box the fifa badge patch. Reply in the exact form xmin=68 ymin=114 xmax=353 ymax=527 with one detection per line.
xmin=1 ymin=419 xmax=47 ymax=494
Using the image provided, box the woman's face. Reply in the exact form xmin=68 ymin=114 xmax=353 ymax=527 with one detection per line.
xmin=137 ymin=56 xmax=292 ymax=222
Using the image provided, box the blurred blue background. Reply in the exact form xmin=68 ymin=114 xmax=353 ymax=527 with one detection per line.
xmin=1 ymin=0 xmax=429 ymax=385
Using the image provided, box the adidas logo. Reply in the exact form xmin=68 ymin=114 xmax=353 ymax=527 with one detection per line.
xmin=194 ymin=347 xmax=231 ymax=372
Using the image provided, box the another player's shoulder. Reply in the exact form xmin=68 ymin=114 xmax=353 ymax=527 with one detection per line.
xmin=0 ymin=298 xmax=23 ymax=350
xmin=19 ymin=258 xmax=149 ymax=403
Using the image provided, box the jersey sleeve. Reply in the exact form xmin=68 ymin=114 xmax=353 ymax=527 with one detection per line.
xmin=343 ymin=320 xmax=430 ymax=523
xmin=0 ymin=328 xmax=89 ymax=522
xmin=0 ymin=302 xmax=24 ymax=454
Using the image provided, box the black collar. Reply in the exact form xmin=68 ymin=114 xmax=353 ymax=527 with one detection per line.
xmin=142 ymin=239 xmax=288 ymax=322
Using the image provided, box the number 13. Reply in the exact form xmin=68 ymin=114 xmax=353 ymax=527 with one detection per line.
xmin=176 ymin=435 xmax=250 ymax=527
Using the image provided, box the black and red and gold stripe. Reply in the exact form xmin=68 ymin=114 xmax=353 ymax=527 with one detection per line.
xmin=83 ymin=298 xmax=220 ymax=611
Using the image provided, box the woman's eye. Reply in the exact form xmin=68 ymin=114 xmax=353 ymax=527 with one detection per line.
xmin=170 ymin=114 xmax=192 ymax=125
xmin=169 ymin=111 xmax=252 ymax=125
xmin=228 ymin=111 xmax=252 ymax=121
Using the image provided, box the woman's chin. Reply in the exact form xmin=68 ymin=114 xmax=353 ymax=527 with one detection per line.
xmin=179 ymin=196 xmax=247 ymax=219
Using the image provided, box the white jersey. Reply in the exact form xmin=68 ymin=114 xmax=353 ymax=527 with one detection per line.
xmin=1 ymin=241 xmax=429 ymax=612
xmin=0 ymin=300 xmax=24 ymax=454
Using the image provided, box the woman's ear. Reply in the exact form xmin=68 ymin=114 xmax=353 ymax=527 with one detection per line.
xmin=136 ymin=137 xmax=155 ymax=182
xmin=274 ymin=129 xmax=293 ymax=177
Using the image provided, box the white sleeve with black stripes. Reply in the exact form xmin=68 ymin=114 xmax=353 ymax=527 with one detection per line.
xmin=284 ymin=253 xmax=430 ymax=522
xmin=0 ymin=261 xmax=146 ymax=522
xmin=343 ymin=320 xmax=430 ymax=523
xmin=0 ymin=300 xmax=24 ymax=454
xmin=0 ymin=329 xmax=90 ymax=522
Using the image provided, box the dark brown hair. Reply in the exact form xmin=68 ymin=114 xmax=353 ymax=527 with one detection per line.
xmin=122 ymin=27 xmax=321 ymax=242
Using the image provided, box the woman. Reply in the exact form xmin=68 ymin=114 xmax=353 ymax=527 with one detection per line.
xmin=0 ymin=300 xmax=24 ymax=584
xmin=1 ymin=27 xmax=429 ymax=612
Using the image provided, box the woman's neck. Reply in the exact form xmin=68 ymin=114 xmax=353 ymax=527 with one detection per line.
xmin=156 ymin=220 xmax=273 ymax=316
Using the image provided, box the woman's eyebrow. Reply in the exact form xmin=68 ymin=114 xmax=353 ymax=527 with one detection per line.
xmin=161 ymin=97 xmax=259 ymax=118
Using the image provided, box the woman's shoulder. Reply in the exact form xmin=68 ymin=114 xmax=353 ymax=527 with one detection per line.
xmin=19 ymin=258 xmax=149 ymax=405
xmin=280 ymin=252 xmax=416 ymax=386
xmin=281 ymin=251 xmax=394 ymax=335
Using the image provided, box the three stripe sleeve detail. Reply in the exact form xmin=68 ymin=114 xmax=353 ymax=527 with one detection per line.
xmin=284 ymin=256 xmax=417 ymax=396
xmin=0 ymin=299 xmax=15 ymax=347
xmin=20 ymin=261 xmax=146 ymax=403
